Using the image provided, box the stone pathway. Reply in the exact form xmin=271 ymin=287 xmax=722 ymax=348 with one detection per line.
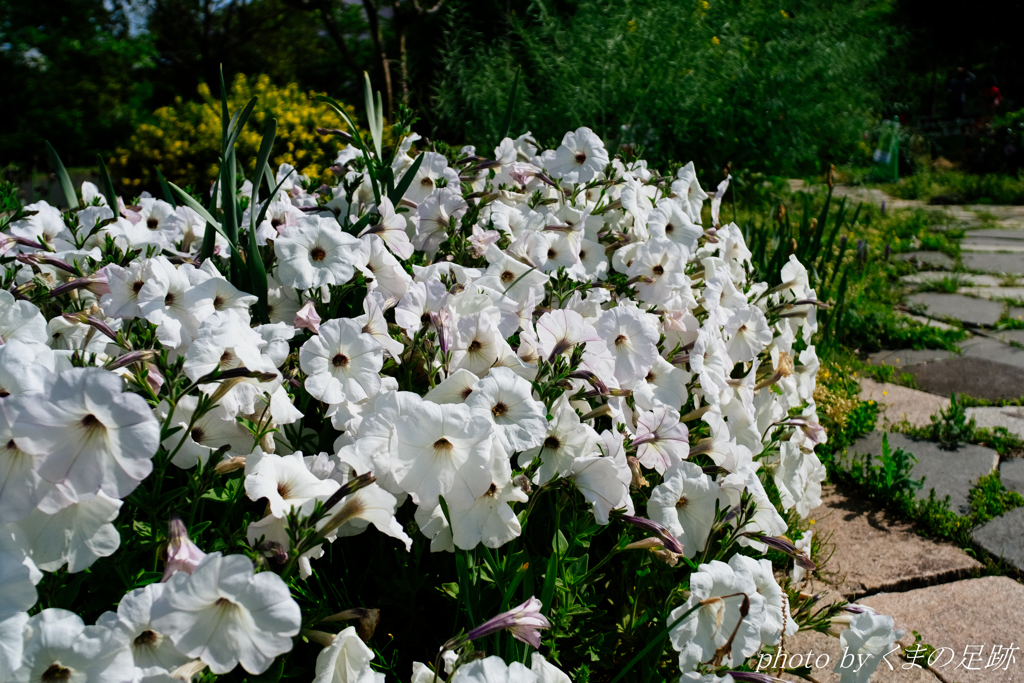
xmin=787 ymin=183 xmax=1024 ymax=682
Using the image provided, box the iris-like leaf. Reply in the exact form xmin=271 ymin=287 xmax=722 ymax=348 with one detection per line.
xmin=388 ymin=152 xmax=424 ymax=206
xmin=96 ymin=155 xmax=118 ymax=215
xmin=500 ymin=67 xmax=522 ymax=142
xmin=44 ymin=141 xmax=78 ymax=210
xmin=155 ymin=167 xmax=176 ymax=207
xmin=364 ymin=72 xmax=384 ymax=158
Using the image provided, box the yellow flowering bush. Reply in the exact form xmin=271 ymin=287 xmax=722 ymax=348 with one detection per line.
xmin=111 ymin=74 xmax=360 ymax=191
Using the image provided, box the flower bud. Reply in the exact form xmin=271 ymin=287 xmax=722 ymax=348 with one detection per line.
xmin=162 ymin=517 xmax=207 ymax=581
xmin=213 ymin=455 xmax=246 ymax=474
xmin=294 ymin=300 xmax=322 ymax=334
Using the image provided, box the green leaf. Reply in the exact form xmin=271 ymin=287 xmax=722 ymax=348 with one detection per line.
xmin=540 ymin=550 xmax=558 ymax=616
xmin=388 ymin=152 xmax=424 ymax=206
xmin=364 ymin=72 xmax=383 ymax=158
xmin=499 ymin=67 xmax=522 ymax=142
xmin=95 ymin=155 xmax=118 ymax=215
xmin=219 ymin=65 xmax=229 ymax=141
xmin=224 ymin=96 xmax=258 ymax=159
xmin=155 ymin=167 xmax=176 ymax=207
xmin=167 ymin=181 xmax=241 ymax=258
xmin=44 ymin=141 xmax=78 ymax=210
xmin=254 ymin=119 xmax=278 ymax=199
xmin=248 ymin=657 xmax=285 ymax=683
xmin=221 ymin=146 xmax=239 ymax=246
xmin=314 ymin=95 xmax=380 ymax=203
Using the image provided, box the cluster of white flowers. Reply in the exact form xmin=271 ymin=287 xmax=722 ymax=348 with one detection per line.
xmin=0 ymin=122 xmax=900 ymax=683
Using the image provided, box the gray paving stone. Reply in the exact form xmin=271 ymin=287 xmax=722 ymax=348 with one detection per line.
xmin=958 ymin=286 xmax=1024 ymax=301
xmin=868 ymin=349 xmax=957 ymax=367
xmin=1008 ymin=306 xmax=1024 ymax=321
xmin=799 ymin=485 xmax=982 ymax=599
xmin=972 ymin=507 xmax=1024 ymax=572
xmin=902 ymin=356 xmax=1024 ymax=400
xmin=1000 ymin=459 xmax=1024 ymax=495
xmin=860 ymin=378 xmax=950 ymax=428
xmin=895 ymin=251 xmax=955 ymax=269
xmin=846 ymin=432 xmax=998 ymax=515
xmin=964 ymin=228 xmax=1024 ymax=241
xmin=906 ymin=292 xmax=1004 ymax=326
xmin=962 ymin=251 xmax=1024 ymax=273
xmin=898 ymin=313 xmax=957 ymax=331
xmin=966 ymin=407 xmax=1024 ymax=441
xmin=996 ymin=329 xmax=1024 ymax=344
xmin=900 ymin=272 xmax=1002 ymax=286
xmin=860 ymin=577 xmax=1024 ymax=683
xmin=958 ymin=337 xmax=1024 ymax=369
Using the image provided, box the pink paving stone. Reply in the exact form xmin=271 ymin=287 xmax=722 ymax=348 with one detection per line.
xmin=860 ymin=576 xmax=1024 ymax=683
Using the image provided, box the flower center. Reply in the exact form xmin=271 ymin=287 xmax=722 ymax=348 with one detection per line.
xmin=492 ymin=402 xmax=509 ymax=418
xmin=614 ymin=334 xmax=628 ymax=347
xmin=574 ymin=152 xmax=587 ymax=164
xmin=213 ymin=295 xmax=226 ymax=310
xmin=0 ymin=389 xmax=8 ymax=398
xmin=547 ymin=248 xmax=557 ymax=259
xmin=277 ymin=482 xmax=292 ymax=498
xmin=433 ymin=438 xmax=454 ymax=453
xmin=468 ymin=340 xmax=483 ymax=353
xmin=420 ymin=312 xmax=431 ymax=325
xmin=41 ymin=664 xmax=72 ymax=682
xmin=652 ymin=265 xmax=664 ymax=276
xmin=460 ymin=387 xmax=474 ymax=400
xmin=220 ymin=350 xmax=235 ymax=364
xmin=310 ymin=246 xmax=327 ymax=261
xmin=500 ymin=270 xmax=516 ymax=284
xmin=190 ymin=426 xmax=206 ymax=443
xmin=645 ymin=371 xmax=656 ymax=382
xmin=132 ymin=280 xmax=144 ymax=294
xmin=147 ymin=217 xmax=159 ymax=230
xmin=164 ymin=292 xmax=176 ymax=306
xmin=332 ymin=353 xmax=349 ymax=368
xmin=676 ymin=496 xmax=689 ymax=509
xmin=486 ymin=482 xmax=498 ymax=496
xmin=80 ymin=413 xmax=103 ymax=431
xmin=666 ymin=223 xmax=675 ymax=233
xmin=421 ymin=177 xmax=434 ymax=187
xmin=544 ymin=435 xmax=561 ymax=450
xmin=134 ymin=629 xmax=159 ymax=647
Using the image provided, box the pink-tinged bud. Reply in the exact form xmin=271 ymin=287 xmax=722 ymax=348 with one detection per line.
xmin=449 ymin=596 xmax=552 ymax=650
xmin=105 ymin=350 xmax=157 ymax=370
xmin=430 ymin=310 xmax=451 ymax=353
xmin=146 ymin=363 xmax=165 ymax=393
xmin=621 ymin=515 xmax=684 ymax=555
xmin=162 ymin=517 xmax=207 ymax=581
xmin=294 ymin=300 xmax=322 ymax=334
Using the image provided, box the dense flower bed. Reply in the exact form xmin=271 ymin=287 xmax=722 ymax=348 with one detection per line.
xmin=0 ymin=96 xmax=901 ymax=683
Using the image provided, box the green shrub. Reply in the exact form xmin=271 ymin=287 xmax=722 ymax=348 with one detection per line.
xmin=434 ymin=0 xmax=894 ymax=174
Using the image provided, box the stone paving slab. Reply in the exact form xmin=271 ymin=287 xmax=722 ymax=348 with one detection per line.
xmin=996 ymin=329 xmax=1024 ymax=343
xmin=860 ymin=379 xmax=950 ymax=428
xmin=861 ymin=577 xmax=1024 ymax=683
xmin=1000 ymin=459 xmax=1024 ymax=495
xmin=902 ymin=356 xmax=1024 ymax=401
xmin=804 ymin=485 xmax=982 ymax=598
xmin=965 ymin=228 xmax=1024 ymax=241
xmin=1008 ymin=306 xmax=1024 ymax=321
xmin=958 ymin=286 xmax=1024 ymax=301
xmin=899 ymin=313 xmax=958 ymax=331
xmin=958 ymin=337 xmax=1024 ymax=369
xmin=962 ymin=252 xmax=1024 ymax=274
xmin=869 ymin=349 xmax=958 ymax=368
xmin=966 ymin=407 xmax=1024 ymax=441
xmin=962 ymin=244 xmax=1024 ymax=253
xmin=907 ymin=293 xmax=1004 ymax=326
xmin=972 ymin=507 xmax=1024 ymax=572
xmin=847 ymin=432 xmax=998 ymax=514
xmin=780 ymin=628 xmax=942 ymax=683
xmin=896 ymin=251 xmax=956 ymax=269
xmin=901 ymin=272 xmax=1003 ymax=287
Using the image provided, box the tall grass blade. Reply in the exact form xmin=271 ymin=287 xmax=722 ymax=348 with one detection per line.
xmin=44 ymin=141 xmax=79 ymax=210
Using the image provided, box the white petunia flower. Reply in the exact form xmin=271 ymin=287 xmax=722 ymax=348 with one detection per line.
xmin=0 ymin=611 xmax=27 ymax=681
xmin=11 ymin=367 xmax=159 ymax=503
xmin=275 ymin=216 xmax=368 ymax=290
xmin=722 ymin=306 xmax=772 ymax=363
xmin=313 ymin=626 xmax=384 ymax=683
xmin=301 ymin=318 xmax=383 ymax=405
xmin=633 ymin=406 xmax=690 ymax=474
xmin=633 ymin=356 xmax=690 ymax=412
xmin=669 ymin=560 xmax=766 ymax=670
xmin=0 ymin=290 xmax=47 ymax=347
xmin=415 ymin=188 xmax=467 ymax=256
xmin=0 ymin=524 xmax=41 ymax=617
xmin=391 ymin=398 xmax=493 ymax=505
xmin=595 ymin=306 xmax=660 ymax=390
xmin=530 ymin=654 xmax=570 ymax=683
xmin=464 ymin=367 xmax=547 ymax=452
xmin=541 ymin=127 xmax=609 ymax=184
xmin=97 ymin=582 xmax=192 ymax=679
xmin=447 ymin=444 xmax=527 ymax=550
xmin=150 ymin=552 xmax=302 ymax=675
xmin=648 ymin=461 xmax=721 ymax=558
xmin=451 ymin=656 xmax=537 ymax=683
xmin=648 ymin=198 xmax=703 ymax=252
xmin=245 ymin=451 xmax=340 ymax=518
xmin=13 ymin=608 xmax=134 ymax=683
xmin=834 ymin=611 xmax=903 ymax=683
xmin=671 ymin=161 xmax=709 ymax=223
xmin=521 ymin=394 xmax=599 ymax=484
xmin=16 ymin=491 xmax=122 ymax=572
xmin=360 ymin=195 xmax=414 ymax=260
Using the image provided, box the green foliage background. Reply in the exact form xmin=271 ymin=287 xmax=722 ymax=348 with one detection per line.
xmin=433 ymin=0 xmax=895 ymax=174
